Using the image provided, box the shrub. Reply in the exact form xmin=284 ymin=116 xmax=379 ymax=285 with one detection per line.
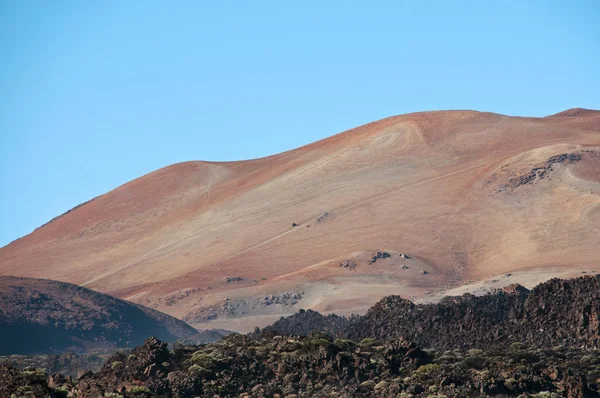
xmin=509 ymin=342 xmax=527 ymax=351
xmin=398 ymin=393 xmax=414 ymax=398
xmin=333 ymin=339 xmax=356 ymax=351
xmin=359 ymin=338 xmax=378 ymax=347
xmin=188 ymin=364 xmax=213 ymax=378
xmin=416 ymin=363 xmax=441 ymax=373
xmin=580 ymin=355 xmax=598 ymax=366
xmin=53 ymin=387 xmax=69 ymax=398
xmin=21 ymin=368 xmax=46 ymax=383
xmin=14 ymin=386 xmax=35 ymax=398
xmin=111 ymin=361 xmax=123 ymax=370
xmin=190 ymin=352 xmax=223 ymax=368
xmin=508 ymin=342 xmax=538 ymax=363
xmin=305 ymin=338 xmax=331 ymax=350
xmin=188 ymin=364 xmax=202 ymax=372
xmin=435 ymin=353 xmax=458 ymax=364
xmin=467 ymin=348 xmax=483 ymax=356
xmin=413 ymin=363 xmax=442 ymax=380
xmin=532 ymin=392 xmax=562 ymax=398
xmin=129 ymin=386 xmax=151 ymax=396
xmin=463 ymin=355 xmax=487 ymax=370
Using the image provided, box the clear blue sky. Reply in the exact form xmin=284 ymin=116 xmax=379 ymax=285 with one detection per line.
xmin=1 ymin=1 xmax=599 ymax=247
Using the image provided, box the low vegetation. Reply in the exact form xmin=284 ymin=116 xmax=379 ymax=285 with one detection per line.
xmin=2 ymin=333 xmax=600 ymax=397
xmin=4 ymin=275 xmax=600 ymax=397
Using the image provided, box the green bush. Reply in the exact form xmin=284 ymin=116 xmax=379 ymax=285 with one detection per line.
xmin=463 ymin=355 xmax=487 ymax=370
xmin=413 ymin=363 xmax=442 ymax=380
xmin=435 ymin=353 xmax=458 ymax=364
xmin=129 ymin=386 xmax=151 ymax=396
xmin=333 ymin=339 xmax=357 ymax=351
xmin=467 ymin=348 xmax=483 ymax=356
xmin=53 ymin=387 xmax=69 ymax=398
xmin=190 ymin=352 xmax=222 ymax=368
xmin=104 ymin=393 xmax=124 ymax=398
xmin=509 ymin=342 xmax=527 ymax=351
xmin=359 ymin=338 xmax=378 ymax=347
xmin=305 ymin=338 xmax=331 ymax=350
xmin=188 ymin=364 xmax=213 ymax=378
xmin=532 ymin=392 xmax=562 ymax=398
xmin=21 ymin=368 xmax=46 ymax=382
xmin=111 ymin=361 xmax=123 ymax=370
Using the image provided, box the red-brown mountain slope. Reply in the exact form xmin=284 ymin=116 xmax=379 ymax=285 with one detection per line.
xmin=1 ymin=109 xmax=599 ymax=331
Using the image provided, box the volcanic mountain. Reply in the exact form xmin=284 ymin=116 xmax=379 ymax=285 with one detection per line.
xmin=1 ymin=109 xmax=599 ymax=332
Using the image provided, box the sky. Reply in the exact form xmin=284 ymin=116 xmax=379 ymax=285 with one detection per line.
xmin=1 ymin=1 xmax=599 ymax=247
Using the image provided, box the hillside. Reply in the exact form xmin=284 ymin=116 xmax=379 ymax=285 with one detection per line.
xmin=1 ymin=109 xmax=599 ymax=331
xmin=0 ymin=277 xmax=220 ymax=355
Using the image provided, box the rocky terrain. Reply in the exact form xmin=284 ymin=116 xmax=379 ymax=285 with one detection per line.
xmin=266 ymin=275 xmax=600 ymax=350
xmin=503 ymin=152 xmax=583 ymax=190
xmin=3 ymin=275 xmax=600 ymax=397
xmin=1 ymin=109 xmax=599 ymax=331
xmin=183 ymin=293 xmax=304 ymax=324
xmin=2 ymin=332 xmax=599 ymax=397
xmin=0 ymin=277 xmax=227 ymax=355
xmin=0 ymin=351 xmax=110 ymax=378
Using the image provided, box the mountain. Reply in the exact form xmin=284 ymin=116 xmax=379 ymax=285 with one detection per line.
xmin=0 ymin=276 xmax=219 ymax=355
xmin=1 ymin=109 xmax=599 ymax=331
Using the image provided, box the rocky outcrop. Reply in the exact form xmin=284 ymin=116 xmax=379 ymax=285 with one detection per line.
xmin=267 ymin=275 xmax=600 ymax=350
xmin=339 ymin=259 xmax=358 ymax=271
xmin=263 ymin=309 xmax=354 ymax=337
xmin=507 ymin=152 xmax=582 ymax=189
xmin=369 ymin=251 xmax=391 ymax=264
xmin=184 ymin=292 xmax=304 ymax=324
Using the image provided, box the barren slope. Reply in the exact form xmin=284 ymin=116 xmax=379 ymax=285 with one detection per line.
xmin=1 ymin=109 xmax=599 ymax=331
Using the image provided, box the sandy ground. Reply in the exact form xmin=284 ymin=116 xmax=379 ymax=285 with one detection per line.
xmin=415 ymin=265 xmax=599 ymax=304
xmin=1 ymin=108 xmax=599 ymax=332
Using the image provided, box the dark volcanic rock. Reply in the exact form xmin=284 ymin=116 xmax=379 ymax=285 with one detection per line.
xmin=369 ymin=251 xmax=391 ymax=264
xmin=267 ymin=275 xmax=600 ymax=350
xmin=4 ymin=275 xmax=600 ymax=397
xmin=265 ymin=309 xmax=354 ymax=337
xmin=184 ymin=292 xmax=304 ymax=324
xmin=0 ymin=276 xmax=199 ymax=355
xmin=339 ymin=259 xmax=358 ymax=271
xmin=2 ymin=333 xmax=599 ymax=397
xmin=508 ymin=152 xmax=582 ymax=189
